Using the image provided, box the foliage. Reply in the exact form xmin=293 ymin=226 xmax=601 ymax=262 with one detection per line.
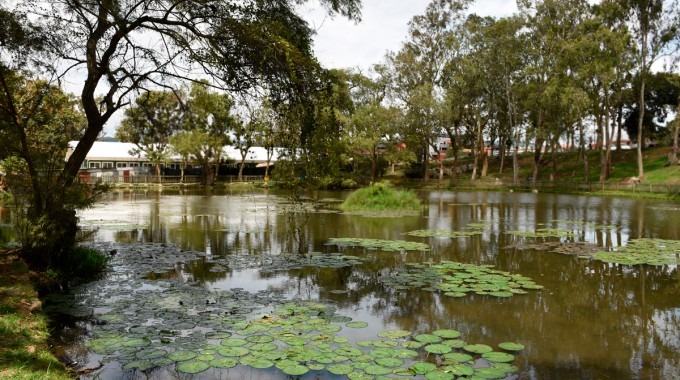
xmin=340 ymin=182 xmax=421 ymax=211
xmin=169 ymin=83 xmax=236 ymax=185
xmin=116 ymin=90 xmax=185 ymax=181
xmin=0 ymin=71 xmax=105 ymax=268
xmin=51 ymin=245 xmax=110 ymax=281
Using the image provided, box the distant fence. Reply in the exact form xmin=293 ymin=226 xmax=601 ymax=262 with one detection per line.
xmin=399 ymin=178 xmax=680 ymax=196
xmin=81 ymin=174 xmax=266 ymax=185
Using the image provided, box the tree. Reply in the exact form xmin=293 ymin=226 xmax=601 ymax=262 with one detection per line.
xmin=613 ymin=0 xmax=680 ymax=179
xmin=174 ymin=83 xmax=235 ymax=185
xmin=116 ymin=90 xmax=184 ymax=182
xmin=0 ymin=72 xmax=97 ymax=267
xmin=4 ymin=0 xmax=361 ymax=266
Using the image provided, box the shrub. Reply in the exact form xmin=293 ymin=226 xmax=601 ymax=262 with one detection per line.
xmin=340 ymin=182 xmax=422 ymax=211
xmin=52 ymin=245 xmax=109 ymax=282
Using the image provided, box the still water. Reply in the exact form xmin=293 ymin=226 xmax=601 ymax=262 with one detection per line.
xmin=46 ymin=189 xmax=680 ymax=379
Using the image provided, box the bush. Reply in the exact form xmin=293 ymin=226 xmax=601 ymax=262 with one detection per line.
xmin=340 ymin=182 xmax=422 ymax=211
xmin=52 ymin=245 xmax=109 ymax=282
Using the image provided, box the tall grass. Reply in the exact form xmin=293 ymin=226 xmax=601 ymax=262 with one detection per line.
xmin=340 ymin=182 xmax=422 ymax=211
xmin=53 ymin=245 xmax=109 ymax=281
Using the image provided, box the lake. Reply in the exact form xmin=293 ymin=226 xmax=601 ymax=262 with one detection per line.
xmin=37 ymin=189 xmax=680 ymax=379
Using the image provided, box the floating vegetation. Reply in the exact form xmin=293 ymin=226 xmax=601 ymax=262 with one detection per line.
xmin=405 ymin=229 xmax=484 ymax=238
xmin=327 ymin=237 xmax=429 ymax=252
xmin=506 ymin=228 xmax=577 ymax=239
xmin=503 ymin=241 xmax=601 ymax=257
xmin=52 ymin=243 xmax=525 ymax=379
xmin=593 ymin=238 xmax=680 ymax=266
xmin=379 ymin=261 xmax=543 ymax=298
xmin=406 ymin=222 xmax=489 ymax=239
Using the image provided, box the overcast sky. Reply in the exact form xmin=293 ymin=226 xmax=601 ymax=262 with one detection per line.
xmin=301 ymin=0 xmax=519 ymax=72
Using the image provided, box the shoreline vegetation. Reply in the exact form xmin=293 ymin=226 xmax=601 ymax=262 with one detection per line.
xmin=105 ymin=147 xmax=679 ymax=201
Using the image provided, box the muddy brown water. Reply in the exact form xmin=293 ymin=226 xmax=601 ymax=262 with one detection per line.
xmin=5 ymin=189 xmax=678 ymax=379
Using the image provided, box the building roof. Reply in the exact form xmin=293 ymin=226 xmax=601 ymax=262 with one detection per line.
xmin=68 ymin=141 xmax=286 ymax=163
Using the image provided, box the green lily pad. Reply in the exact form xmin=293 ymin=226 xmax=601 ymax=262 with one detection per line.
xmin=377 ymin=329 xmax=411 ymax=339
xmin=411 ymin=361 xmax=437 ymax=375
xmin=346 ymin=321 xmax=369 ymax=328
xmin=122 ymin=360 xmax=154 ymax=371
xmin=364 ymin=364 xmax=394 ymax=375
xmin=136 ymin=349 xmax=167 ymax=360
xmin=176 ymin=360 xmax=210 ymax=374
xmin=432 ymin=329 xmax=461 ymax=339
xmin=281 ymin=364 xmax=309 ymax=376
xmin=463 ymin=344 xmax=493 ymax=354
xmin=220 ymin=338 xmax=248 ymax=347
xmin=498 ymin=342 xmax=525 ymax=351
xmin=443 ymin=352 xmax=473 ymax=363
xmin=441 ymin=339 xmax=467 ymax=348
xmin=167 ymin=350 xmax=197 ymax=362
xmin=414 ymin=334 xmax=443 ymax=343
xmin=482 ymin=351 xmax=515 ymax=363
xmin=216 ymin=346 xmax=249 ymax=357
xmin=424 ymin=344 xmax=453 ymax=354
xmin=375 ymin=357 xmax=405 ymax=367
xmin=441 ymin=364 xmax=474 ymax=376
xmin=328 ymin=363 xmax=354 ymax=375
xmin=425 ymin=369 xmax=455 ymax=380
xmin=210 ymin=357 xmax=238 ymax=368
xmin=473 ymin=367 xmax=508 ymax=379
xmin=242 ymin=356 xmax=275 ymax=369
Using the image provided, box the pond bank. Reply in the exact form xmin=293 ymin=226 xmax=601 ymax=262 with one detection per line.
xmin=0 ymin=249 xmax=73 ymax=379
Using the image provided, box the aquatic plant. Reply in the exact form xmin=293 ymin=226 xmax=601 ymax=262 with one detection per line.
xmin=327 ymin=237 xmax=429 ymax=252
xmin=593 ymin=238 xmax=680 ymax=266
xmin=340 ymin=182 xmax=422 ymax=212
xmin=379 ymin=261 xmax=543 ymax=298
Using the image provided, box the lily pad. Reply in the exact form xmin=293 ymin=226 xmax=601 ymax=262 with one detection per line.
xmin=210 ymin=357 xmax=238 ymax=368
xmin=346 ymin=321 xmax=369 ymax=328
xmin=441 ymin=364 xmax=474 ymax=376
xmin=498 ymin=342 xmax=525 ymax=351
xmin=415 ymin=334 xmax=443 ymax=343
xmin=328 ymin=363 xmax=354 ymax=375
xmin=364 ymin=364 xmax=394 ymax=375
xmin=424 ymin=344 xmax=453 ymax=354
xmin=281 ymin=364 xmax=309 ymax=376
xmin=375 ymin=357 xmax=405 ymax=367
xmin=463 ymin=344 xmax=493 ymax=354
xmin=176 ymin=360 xmax=210 ymax=374
xmin=482 ymin=351 xmax=515 ymax=363
xmin=377 ymin=329 xmax=411 ymax=339
xmin=443 ymin=352 xmax=473 ymax=363
xmin=121 ymin=360 xmax=154 ymax=371
xmin=473 ymin=367 xmax=508 ymax=379
xmin=411 ymin=362 xmax=437 ymax=375
xmin=432 ymin=329 xmax=461 ymax=339
xmin=167 ymin=350 xmax=197 ymax=362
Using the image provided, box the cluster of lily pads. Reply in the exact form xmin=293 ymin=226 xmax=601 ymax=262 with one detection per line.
xmin=87 ymin=301 xmax=524 ymax=379
xmin=380 ymin=261 xmax=543 ymax=298
xmin=328 ymin=237 xmax=430 ymax=252
xmin=593 ymin=238 xmax=680 ymax=266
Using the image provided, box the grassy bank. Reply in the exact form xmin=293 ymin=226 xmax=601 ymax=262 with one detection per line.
xmin=0 ymin=249 xmax=73 ymax=380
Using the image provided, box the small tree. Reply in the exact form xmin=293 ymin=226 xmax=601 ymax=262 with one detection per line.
xmin=116 ymin=90 xmax=184 ymax=182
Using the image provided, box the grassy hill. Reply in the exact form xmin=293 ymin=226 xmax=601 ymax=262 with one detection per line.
xmin=475 ymin=147 xmax=679 ymax=185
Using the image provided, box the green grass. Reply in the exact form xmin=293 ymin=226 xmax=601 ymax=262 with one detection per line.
xmin=340 ymin=182 xmax=422 ymax=211
xmin=0 ymin=250 xmax=73 ymax=380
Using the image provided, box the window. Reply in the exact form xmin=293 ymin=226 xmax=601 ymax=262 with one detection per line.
xmin=102 ymin=162 xmax=114 ymax=169
xmin=117 ymin=162 xmax=128 ymax=168
xmin=89 ymin=162 xmax=101 ymax=169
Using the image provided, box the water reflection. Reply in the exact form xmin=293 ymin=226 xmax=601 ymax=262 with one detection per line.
xmin=16 ymin=189 xmax=680 ymax=378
